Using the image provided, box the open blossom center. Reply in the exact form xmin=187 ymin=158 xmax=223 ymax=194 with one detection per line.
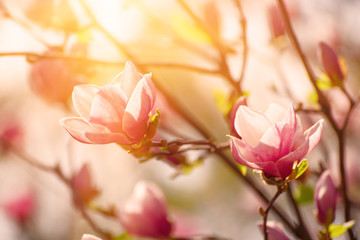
xmin=230 ymin=103 xmax=323 ymax=179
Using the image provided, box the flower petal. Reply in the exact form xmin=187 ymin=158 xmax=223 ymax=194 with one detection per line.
xmin=89 ymin=85 xmax=127 ymax=133
xmin=230 ymin=136 xmax=280 ymax=176
xmin=123 ymin=74 xmax=156 ymax=140
xmin=112 ymin=61 xmax=143 ymax=99
xmin=263 ymin=103 xmax=286 ymax=124
xmin=60 ymin=117 xmax=130 ymax=144
xmin=72 ymin=85 xmax=100 ymax=119
xmin=255 ymin=122 xmax=288 ymax=162
xmin=234 ymin=106 xmax=272 ymax=147
xmin=304 ymin=119 xmax=324 ymax=154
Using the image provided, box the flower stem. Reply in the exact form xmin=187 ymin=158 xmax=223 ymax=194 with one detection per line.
xmin=261 ymin=184 xmax=287 ymax=240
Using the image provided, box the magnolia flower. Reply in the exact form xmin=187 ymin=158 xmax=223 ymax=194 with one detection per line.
xmin=71 ymin=164 xmax=99 ymax=206
xmin=30 ymin=56 xmax=84 ymax=105
xmin=230 ymin=103 xmax=323 ymax=179
xmin=268 ymin=5 xmax=285 ymax=39
xmin=60 ymin=61 xmax=156 ymax=145
xmin=314 ymin=170 xmax=337 ymax=225
xmin=258 ymin=221 xmax=290 ymax=240
xmin=119 ymin=181 xmax=173 ymax=238
xmin=81 ymin=234 xmax=102 ymax=240
xmin=3 ymin=190 xmax=35 ymax=223
xmin=319 ymin=42 xmax=344 ymax=84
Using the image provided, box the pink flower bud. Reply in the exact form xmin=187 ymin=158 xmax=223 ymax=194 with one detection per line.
xmin=268 ymin=5 xmax=285 ymax=39
xmin=119 ymin=181 xmax=173 ymax=238
xmin=71 ymin=164 xmax=99 ymax=206
xmin=0 ymin=115 xmax=23 ymax=152
xmin=3 ymin=190 xmax=35 ymax=223
xmin=230 ymin=103 xmax=323 ymax=179
xmin=319 ymin=42 xmax=344 ymax=84
xmin=257 ymin=221 xmax=290 ymax=240
xmin=60 ymin=61 xmax=157 ymax=145
xmin=314 ymin=170 xmax=337 ymax=225
xmin=81 ymin=234 xmax=102 ymax=240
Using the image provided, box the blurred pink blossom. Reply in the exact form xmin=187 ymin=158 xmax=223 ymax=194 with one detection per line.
xmin=30 ymin=53 xmax=85 ymax=105
xmin=230 ymin=103 xmax=323 ymax=179
xmin=71 ymin=164 xmax=99 ymax=206
xmin=60 ymin=61 xmax=156 ymax=145
xmin=119 ymin=181 xmax=173 ymax=238
xmin=2 ymin=190 xmax=35 ymax=223
xmin=314 ymin=170 xmax=337 ymax=225
xmin=0 ymin=114 xmax=23 ymax=152
xmin=319 ymin=41 xmax=345 ymax=84
xmin=268 ymin=5 xmax=285 ymax=39
xmin=258 ymin=221 xmax=290 ymax=240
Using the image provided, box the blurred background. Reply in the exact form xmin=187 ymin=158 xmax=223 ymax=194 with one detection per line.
xmin=0 ymin=0 xmax=360 ymax=239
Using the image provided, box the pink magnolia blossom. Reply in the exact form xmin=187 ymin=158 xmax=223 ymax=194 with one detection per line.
xmin=230 ymin=103 xmax=323 ymax=179
xmin=258 ymin=221 xmax=290 ymax=240
xmin=60 ymin=61 xmax=156 ymax=145
xmin=0 ymin=114 xmax=23 ymax=152
xmin=119 ymin=181 xmax=173 ymax=238
xmin=30 ymin=52 xmax=85 ymax=105
xmin=71 ymin=164 xmax=99 ymax=206
xmin=3 ymin=190 xmax=35 ymax=223
xmin=268 ymin=5 xmax=285 ymax=39
xmin=81 ymin=234 xmax=102 ymax=240
xmin=314 ymin=170 xmax=337 ymax=225
xmin=319 ymin=41 xmax=344 ymax=84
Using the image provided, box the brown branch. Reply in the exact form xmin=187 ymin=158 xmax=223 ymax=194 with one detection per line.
xmin=8 ymin=146 xmax=113 ymax=240
xmin=277 ymin=0 xmax=355 ymax=238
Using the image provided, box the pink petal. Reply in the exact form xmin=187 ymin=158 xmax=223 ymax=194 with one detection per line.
xmin=89 ymin=85 xmax=127 ymax=133
xmin=81 ymin=234 xmax=103 ymax=240
xmin=112 ymin=61 xmax=143 ymax=99
xmin=255 ymin=122 xmax=288 ymax=162
xmin=234 ymin=106 xmax=272 ymax=147
xmin=263 ymin=103 xmax=286 ymax=124
xmin=72 ymin=85 xmax=100 ymax=119
xmin=123 ymin=74 xmax=156 ymax=140
xmin=60 ymin=117 xmax=131 ymax=144
xmin=304 ymin=119 xmax=324 ymax=154
xmin=275 ymin=140 xmax=309 ymax=178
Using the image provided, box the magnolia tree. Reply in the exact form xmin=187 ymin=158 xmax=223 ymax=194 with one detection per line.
xmin=0 ymin=0 xmax=359 ymax=240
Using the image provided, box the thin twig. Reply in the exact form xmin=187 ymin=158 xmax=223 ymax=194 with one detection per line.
xmin=9 ymin=146 xmax=113 ymax=240
xmin=277 ymin=0 xmax=356 ymax=238
xmin=232 ymin=0 xmax=248 ymax=85
xmin=261 ymin=184 xmax=286 ymax=240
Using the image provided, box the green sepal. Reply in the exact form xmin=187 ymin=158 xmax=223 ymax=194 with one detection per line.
xmin=295 ymin=159 xmax=308 ymax=179
xmin=111 ymin=233 xmax=132 ymax=240
xmin=238 ymin=164 xmax=247 ymax=176
xmin=329 ymin=220 xmax=355 ymax=238
xmin=316 ymin=73 xmax=333 ymax=90
xmin=145 ymin=109 xmax=160 ymax=142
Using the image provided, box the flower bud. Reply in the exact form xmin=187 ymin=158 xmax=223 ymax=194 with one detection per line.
xmin=71 ymin=164 xmax=99 ymax=206
xmin=314 ymin=170 xmax=337 ymax=225
xmin=257 ymin=221 xmax=290 ymax=240
xmin=119 ymin=181 xmax=173 ymax=238
xmin=3 ymin=190 xmax=35 ymax=223
xmin=319 ymin=42 xmax=344 ymax=85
